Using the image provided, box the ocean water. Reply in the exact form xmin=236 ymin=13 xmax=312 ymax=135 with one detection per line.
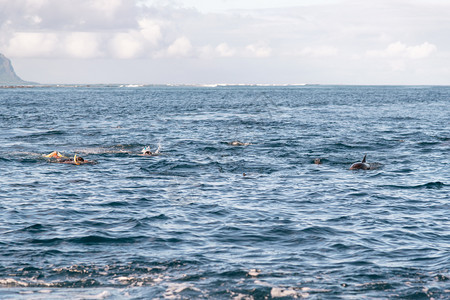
xmin=0 ymin=85 xmax=449 ymax=299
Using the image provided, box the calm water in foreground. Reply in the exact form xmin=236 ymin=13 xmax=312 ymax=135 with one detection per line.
xmin=0 ymin=85 xmax=449 ymax=299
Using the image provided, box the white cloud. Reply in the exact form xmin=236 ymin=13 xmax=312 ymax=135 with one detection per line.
xmin=5 ymin=32 xmax=58 ymax=57
xmin=167 ymin=36 xmax=192 ymax=57
xmin=367 ymin=41 xmax=437 ymax=59
xmin=88 ymin=0 xmax=123 ymax=18
xmin=109 ymin=32 xmax=143 ymax=59
xmin=2 ymin=0 xmax=450 ymax=84
xmin=245 ymin=43 xmax=272 ymax=58
xmin=65 ymin=32 xmax=102 ymax=58
xmin=294 ymin=46 xmax=338 ymax=57
xmin=407 ymin=42 xmax=437 ymax=59
xmin=215 ymin=43 xmax=236 ymax=57
xmin=138 ymin=18 xmax=162 ymax=45
xmin=389 ymin=60 xmax=406 ymax=72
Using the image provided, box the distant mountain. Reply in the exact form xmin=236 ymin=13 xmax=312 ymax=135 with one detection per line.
xmin=0 ymin=53 xmax=35 ymax=85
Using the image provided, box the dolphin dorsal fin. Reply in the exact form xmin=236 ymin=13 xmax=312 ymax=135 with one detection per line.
xmin=362 ymin=154 xmax=367 ymax=163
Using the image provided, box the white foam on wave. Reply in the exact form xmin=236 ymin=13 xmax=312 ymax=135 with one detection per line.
xmin=154 ymin=142 xmax=162 ymax=154
xmin=84 ymin=290 xmax=112 ymax=299
xmin=247 ymin=271 xmax=312 ymax=299
xmin=271 ymin=287 xmax=308 ymax=298
xmin=159 ymin=83 xmax=308 ymax=88
xmin=163 ymin=282 xmax=203 ymax=299
xmin=18 ymin=291 xmax=33 ymax=295
xmin=230 ymin=291 xmax=254 ymax=300
xmin=0 ymin=278 xmax=30 ymax=287
xmin=111 ymin=273 xmax=168 ymax=287
xmin=248 ymin=269 xmax=260 ymax=277
xmin=254 ymin=280 xmax=271 ymax=287
xmin=119 ymin=84 xmax=144 ymax=88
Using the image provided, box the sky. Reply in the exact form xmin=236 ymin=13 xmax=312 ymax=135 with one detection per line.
xmin=0 ymin=0 xmax=449 ymax=85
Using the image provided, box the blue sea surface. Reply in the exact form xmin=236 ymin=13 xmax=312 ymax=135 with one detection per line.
xmin=0 ymin=85 xmax=449 ymax=299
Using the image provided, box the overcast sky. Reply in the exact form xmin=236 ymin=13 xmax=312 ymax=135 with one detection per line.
xmin=1 ymin=0 xmax=449 ymax=85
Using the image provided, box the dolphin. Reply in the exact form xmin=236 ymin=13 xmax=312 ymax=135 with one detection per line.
xmin=349 ymin=154 xmax=371 ymax=170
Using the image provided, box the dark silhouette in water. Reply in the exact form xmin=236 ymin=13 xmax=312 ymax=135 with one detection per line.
xmin=349 ymin=154 xmax=371 ymax=170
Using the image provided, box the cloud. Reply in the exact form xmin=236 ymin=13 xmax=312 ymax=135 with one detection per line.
xmin=406 ymin=42 xmax=437 ymax=59
xmin=65 ymin=32 xmax=102 ymax=58
xmin=2 ymin=0 xmax=450 ymax=84
xmin=109 ymin=32 xmax=144 ymax=59
xmin=215 ymin=43 xmax=236 ymax=57
xmin=5 ymin=32 xmax=58 ymax=57
xmin=294 ymin=46 xmax=339 ymax=57
xmin=167 ymin=36 xmax=192 ymax=57
xmin=367 ymin=41 xmax=437 ymax=59
xmin=138 ymin=18 xmax=162 ymax=45
xmin=245 ymin=43 xmax=272 ymax=58
xmin=88 ymin=0 xmax=124 ymax=19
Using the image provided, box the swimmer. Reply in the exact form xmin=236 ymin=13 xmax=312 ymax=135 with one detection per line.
xmin=141 ymin=146 xmax=153 ymax=156
xmin=55 ymin=154 xmax=94 ymax=165
xmin=44 ymin=151 xmax=94 ymax=165
xmin=44 ymin=151 xmax=67 ymax=159
xmin=314 ymin=158 xmax=322 ymax=165
xmin=140 ymin=145 xmax=161 ymax=156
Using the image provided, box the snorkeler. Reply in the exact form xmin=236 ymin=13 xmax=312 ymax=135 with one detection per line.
xmin=140 ymin=145 xmax=161 ymax=156
xmin=43 ymin=151 xmax=67 ymax=159
xmin=44 ymin=151 xmax=94 ymax=165
xmin=141 ymin=146 xmax=153 ymax=156
xmin=57 ymin=154 xmax=94 ymax=165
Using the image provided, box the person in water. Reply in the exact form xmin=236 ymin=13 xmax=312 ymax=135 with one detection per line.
xmin=45 ymin=151 xmax=93 ymax=165
xmin=141 ymin=146 xmax=153 ymax=156
xmin=44 ymin=151 xmax=66 ymax=159
xmin=140 ymin=145 xmax=162 ymax=156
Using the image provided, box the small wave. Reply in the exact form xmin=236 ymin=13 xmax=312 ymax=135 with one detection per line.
xmin=300 ymin=225 xmax=349 ymax=236
xmin=71 ymin=235 xmax=144 ymax=245
xmin=383 ymin=182 xmax=445 ymax=190
xmin=0 ymin=277 xmax=101 ymax=288
xmin=18 ymin=224 xmax=47 ymax=233
xmin=142 ymin=214 xmax=170 ymax=221
xmin=28 ymin=235 xmax=144 ymax=245
xmin=99 ymin=200 xmax=130 ymax=207
xmin=16 ymin=129 xmax=66 ymax=139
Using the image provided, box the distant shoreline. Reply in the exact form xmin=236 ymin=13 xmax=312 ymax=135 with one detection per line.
xmin=1 ymin=83 xmax=449 ymax=89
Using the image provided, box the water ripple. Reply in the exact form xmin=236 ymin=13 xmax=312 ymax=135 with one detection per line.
xmin=0 ymin=86 xmax=449 ymax=298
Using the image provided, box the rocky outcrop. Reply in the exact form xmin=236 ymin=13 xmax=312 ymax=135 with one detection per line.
xmin=0 ymin=53 xmax=34 ymax=85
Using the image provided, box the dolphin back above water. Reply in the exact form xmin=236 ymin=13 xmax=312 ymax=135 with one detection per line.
xmin=349 ymin=154 xmax=371 ymax=170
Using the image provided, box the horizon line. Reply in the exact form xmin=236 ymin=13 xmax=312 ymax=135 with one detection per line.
xmin=2 ymin=83 xmax=450 ymax=88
